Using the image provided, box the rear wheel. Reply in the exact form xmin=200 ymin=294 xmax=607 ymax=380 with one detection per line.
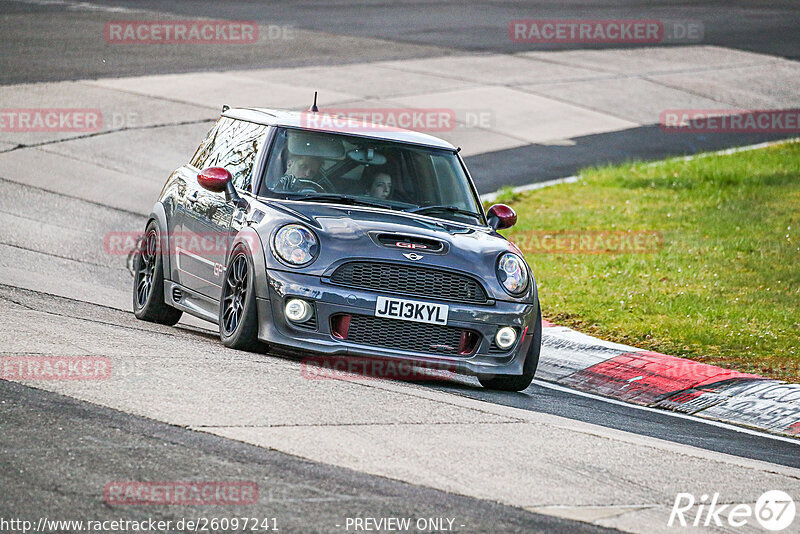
xmin=132 ymin=221 xmax=183 ymax=325
xmin=478 ymin=305 xmax=542 ymax=392
xmin=219 ymin=248 xmax=263 ymax=351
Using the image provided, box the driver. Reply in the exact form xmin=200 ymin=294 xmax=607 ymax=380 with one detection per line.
xmin=274 ymin=154 xmax=324 ymax=192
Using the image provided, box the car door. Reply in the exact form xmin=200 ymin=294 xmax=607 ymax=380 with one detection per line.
xmin=168 ymin=118 xmax=222 ymax=286
xmin=177 ymin=118 xmax=269 ymax=300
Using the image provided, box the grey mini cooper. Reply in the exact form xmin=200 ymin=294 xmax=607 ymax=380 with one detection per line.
xmin=132 ymin=107 xmax=541 ymax=391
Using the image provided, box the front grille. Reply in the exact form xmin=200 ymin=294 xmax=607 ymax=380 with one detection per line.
xmin=329 ymin=262 xmax=488 ymax=304
xmin=339 ymin=314 xmax=478 ymax=356
xmin=294 ymin=306 xmax=318 ymax=331
xmin=489 ymin=338 xmax=509 ymax=354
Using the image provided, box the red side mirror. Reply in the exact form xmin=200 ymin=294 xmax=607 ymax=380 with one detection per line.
xmin=197 ymin=167 xmax=232 ymax=193
xmin=487 ymin=204 xmax=517 ymax=230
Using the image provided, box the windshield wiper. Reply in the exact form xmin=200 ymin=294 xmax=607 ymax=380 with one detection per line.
xmin=408 ymin=205 xmax=482 ymax=220
xmin=295 ymin=194 xmax=396 ymax=210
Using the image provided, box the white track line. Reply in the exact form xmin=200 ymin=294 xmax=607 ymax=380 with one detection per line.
xmin=533 ymin=379 xmax=800 ymax=446
xmin=646 ymin=137 xmax=800 ymax=166
xmin=481 ymin=137 xmax=800 ymax=202
xmin=7 ymin=0 xmax=143 ymax=13
xmin=481 ymin=176 xmax=578 ymax=202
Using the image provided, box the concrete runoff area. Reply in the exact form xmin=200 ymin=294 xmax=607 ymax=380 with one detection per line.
xmin=2 ymin=285 xmax=799 ymax=533
xmin=0 ymin=380 xmax=601 ymax=534
xmin=1 ymin=46 xmax=798 ymax=201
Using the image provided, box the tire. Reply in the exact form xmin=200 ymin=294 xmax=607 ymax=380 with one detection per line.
xmin=219 ymin=248 xmax=263 ymax=351
xmin=132 ymin=221 xmax=183 ymax=325
xmin=478 ymin=305 xmax=542 ymax=392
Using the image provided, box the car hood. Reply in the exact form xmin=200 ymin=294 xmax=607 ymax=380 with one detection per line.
xmin=255 ymin=199 xmax=533 ymax=302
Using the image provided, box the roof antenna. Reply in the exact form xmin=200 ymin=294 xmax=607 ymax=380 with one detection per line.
xmin=310 ymin=91 xmax=319 ymax=113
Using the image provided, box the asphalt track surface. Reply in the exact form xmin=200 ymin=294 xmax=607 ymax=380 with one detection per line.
xmin=93 ymin=0 xmax=800 ymax=59
xmin=1 ymin=1 xmax=799 ymax=532
xmin=0 ymin=379 xmax=607 ymax=533
xmin=2 ymin=0 xmax=799 ymax=86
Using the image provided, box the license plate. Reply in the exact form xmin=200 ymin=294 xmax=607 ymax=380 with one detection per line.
xmin=375 ymin=296 xmax=449 ymax=326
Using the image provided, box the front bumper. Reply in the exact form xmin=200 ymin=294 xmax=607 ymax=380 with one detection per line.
xmin=256 ymin=269 xmax=538 ymax=376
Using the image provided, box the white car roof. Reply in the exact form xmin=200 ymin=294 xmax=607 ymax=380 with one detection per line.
xmin=222 ymin=107 xmax=457 ymax=151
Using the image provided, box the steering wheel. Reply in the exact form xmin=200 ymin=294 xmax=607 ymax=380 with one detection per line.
xmin=316 ymin=169 xmax=336 ymax=192
xmin=292 ymin=179 xmax=327 ymax=193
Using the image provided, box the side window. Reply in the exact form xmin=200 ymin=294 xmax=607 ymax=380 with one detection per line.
xmin=190 ymin=119 xmax=222 ymax=169
xmin=191 ymin=117 xmax=268 ymax=192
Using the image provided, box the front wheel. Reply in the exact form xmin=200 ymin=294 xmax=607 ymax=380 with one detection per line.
xmin=219 ymin=248 xmax=263 ymax=352
xmin=132 ymin=221 xmax=183 ymax=325
xmin=478 ymin=305 xmax=542 ymax=392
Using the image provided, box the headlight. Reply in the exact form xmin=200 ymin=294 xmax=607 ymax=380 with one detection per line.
xmin=497 ymin=253 xmax=529 ymax=295
xmin=272 ymin=224 xmax=319 ymax=266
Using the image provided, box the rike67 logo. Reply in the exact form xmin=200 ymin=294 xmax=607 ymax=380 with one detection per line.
xmin=669 ymin=491 xmax=796 ymax=531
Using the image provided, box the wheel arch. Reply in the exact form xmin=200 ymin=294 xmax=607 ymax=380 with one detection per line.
xmin=148 ymin=202 xmax=172 ymax=277
xmin=228 ymin=228 xmax=270 ymax=300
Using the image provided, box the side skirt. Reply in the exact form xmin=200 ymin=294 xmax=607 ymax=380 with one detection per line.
xmin=163 ymin=280 xmax=219 ymax=324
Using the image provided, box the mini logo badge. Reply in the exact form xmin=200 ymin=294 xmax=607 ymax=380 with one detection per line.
xmin=403 ymin=252 xmax=424 ymax=261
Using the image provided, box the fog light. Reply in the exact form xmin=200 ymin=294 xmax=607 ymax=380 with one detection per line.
xmin=285 ymin=299 xmax=313 ymax=323
xmin=495 ymin=327 xmax=517 ymax=349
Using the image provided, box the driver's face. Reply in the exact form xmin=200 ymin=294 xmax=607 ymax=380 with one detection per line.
xmin=288 ymin=156 xmax=321 ymax=180
xmin=369 ymin=174 xmax=392 ymax=200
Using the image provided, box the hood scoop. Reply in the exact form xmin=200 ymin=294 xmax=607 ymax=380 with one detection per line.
xmin=371 ymin=232 xmax=448 ymax=255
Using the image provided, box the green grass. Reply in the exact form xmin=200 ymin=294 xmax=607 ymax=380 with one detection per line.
xmin=490 ymin=141 xmax=800 ymax=381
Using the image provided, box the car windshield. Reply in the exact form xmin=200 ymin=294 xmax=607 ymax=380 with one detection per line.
xmin=257 ymin=127 xmax=484 ymax=225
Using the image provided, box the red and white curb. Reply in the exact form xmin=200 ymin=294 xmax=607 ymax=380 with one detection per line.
xmin=538 ymin=321 xmax=800 ymax=439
